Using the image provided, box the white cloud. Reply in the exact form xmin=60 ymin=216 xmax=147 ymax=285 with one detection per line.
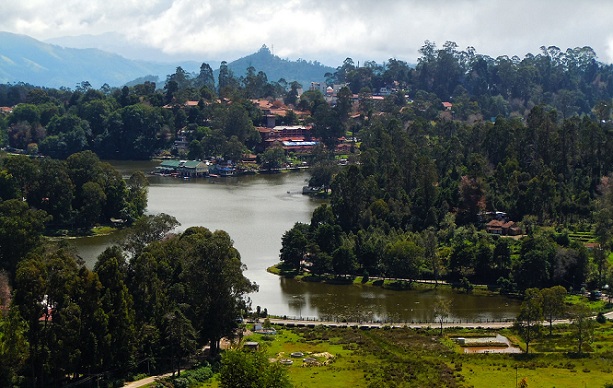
xmin=1 ymin=0 xmax=612 ymax=65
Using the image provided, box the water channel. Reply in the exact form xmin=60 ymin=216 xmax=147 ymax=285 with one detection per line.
xmin=70 ymin=161 xmax=521 ymax=323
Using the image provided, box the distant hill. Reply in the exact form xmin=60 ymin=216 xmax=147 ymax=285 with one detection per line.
xmin=0 ymin=32 xmax=336 ymax=90
xmin=45 ymin=32 xmax=218 ymax=67
xmin=222 ymin=45 xmax=334 ymax=89
xmin=0 ymin=32 xmax=200 ymax=88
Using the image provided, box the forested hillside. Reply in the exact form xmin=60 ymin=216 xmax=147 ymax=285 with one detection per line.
xmin=2 ymin=41 xmax=613 ymax=386
xmin=278 ymin=42 xmax=613 ymax=295
xmin=219 ymin=45 xmax=334 ymax=90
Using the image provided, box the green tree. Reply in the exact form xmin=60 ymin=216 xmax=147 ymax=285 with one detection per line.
xmin=43 ymin=114 xmax=90 ymax=158
xmin=195 ymin=62 xmax=216 ymax=90
xmin=284 ymin=81 xmax=301 ymax=106
xmin=98 ymin=162 xmax=127 ymax=222
xmin=0 ymin=199 xmax=49 ymax=278
xmin=181 ymin=228 xmax=257 ymax=356
xmin=94 ymin=246 xmax=136 ymax=374
xmin=218 ymin=61 xmax=238 ymax=98
xmin=79 ymin=181 xmax=106 ymax=228
xmin=29 ymin=158 xmax=74 ymax=226
xmin=456 ymin=175 xmax=486 ymax=225
xmin=432 ymin=296 xmax=452 ymax=335
xmin=224 ymin=105 xmax=258 ymax=145
xmin=594 ymin=175 xmax=613 ymax=285
xmin=220 ymin=349 xmax=291 ymax=388
xmin=570 ymin=302 xmax=595 ymax=355
xmin=332 ymin=240 xmax=358 ymax=277
xmin=541 ymin=285 xmax=567 ymax=335
xmin=9 ymin=104 xmax=41 ymax=126
xmin=0 ymin=306 xmax=29 ymax=386
xmin=331 ymin=165 xmax=367 ymax=232
xmin=515 ymin=235 xmax=555 ymax=290
xmin=163 ymin=307 xmax=197 ymax=377
xmin=14 ymin=247 xmax=85 ymax=386
xmin=188 ymin=139 xmax=204 ymax=160
xmin=223 ymin=135 xmax=245 ymax=162
xmin=122 ymin=213 xmax=180 ymax=257
xmin=516 ymin=288 xmax=543 ymax=354
xmin=312 ymin=102 xmax=344 ymax=151
xmin=308 ymin=158 xmax=338 ymax=191
xmin=383 ymin=237 xmax=425 ymax=282
xmin=0 ymin=168 xmax=18 ymax=201
xmin=260 ymin=145 xmax=286 ymax=171
xmin=2 ymin=155 xmax=38 ymax=200
xmin=279 ymin=223 xmax=309 ymax=270
xmin=124 ymin=171 xmax=149 ymax=223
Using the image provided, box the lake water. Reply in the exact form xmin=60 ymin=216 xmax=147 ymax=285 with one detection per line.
xmin=71 ymin=161 xmax=521 ymax=323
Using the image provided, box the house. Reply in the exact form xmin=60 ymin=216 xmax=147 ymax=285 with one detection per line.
xmin=178 ymin=160 xmax=209 ymax=177
xmin=209 ymin=160 xmax=236 ymax=176
xmin=257 ymin=125 xmax=315 ymax=152
xmin=163 ymin=100 xmax=202 ymax=109
xmin=252 ymin=99 xmax=305 ymax=128
xmin=486 ymin=220 xmax=521 ymax=236
xmin=442 ymin=102 xmax=453 ymax=111
xmin=154 ymin=160 xmax=208 ymax=177
xmin=310 ymin=82 xmax=327 ymax=95
xmin=155 ymin=160 xmax=183 ymax=175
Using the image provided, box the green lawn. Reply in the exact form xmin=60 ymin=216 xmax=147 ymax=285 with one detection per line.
xmin=229 ymin=323 xmax=613 ymax=388
xmin=193 ymin=313 xmax=613 ymax=387
xmin=461 ymin=322 xmax=613 ymax=388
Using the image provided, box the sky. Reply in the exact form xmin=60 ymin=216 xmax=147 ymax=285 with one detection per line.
xmin=1 ymin=0 xmax=613 ymax=66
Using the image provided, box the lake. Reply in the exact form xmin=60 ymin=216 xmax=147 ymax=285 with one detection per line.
xmin=70 ymin=161 xmax=521 ymax=323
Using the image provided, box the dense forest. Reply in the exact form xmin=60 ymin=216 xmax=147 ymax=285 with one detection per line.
xmin=281 ymin=43 xmax=613 ymax=294
xmin=2 ymin=41 xmax=613 ymax=386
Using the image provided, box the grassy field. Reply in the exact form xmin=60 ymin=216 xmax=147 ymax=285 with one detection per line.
xmin=189 ymin=320 xmax=613 ymax=388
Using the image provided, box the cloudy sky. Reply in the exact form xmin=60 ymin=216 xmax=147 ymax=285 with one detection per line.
xmin=1 ymin=0 xmax=613 ymax=66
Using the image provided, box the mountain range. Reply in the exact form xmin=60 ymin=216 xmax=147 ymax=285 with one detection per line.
xmin=0 ymin=32 xmax=334 ymax=90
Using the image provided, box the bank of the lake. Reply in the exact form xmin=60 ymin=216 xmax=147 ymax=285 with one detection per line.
xmin=69 ymin=161 xmax=521 ymax=322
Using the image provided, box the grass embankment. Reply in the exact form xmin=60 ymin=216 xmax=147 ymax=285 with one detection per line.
xmin=91 ymin=225 xmax=117 ymax=235
xmin=199 ymin=322 xmax=613 ymax=388
xmin=45 ymin=224 xmax=120 ymax=238
xmin=268 ymin=262 xmax=500 ymax=296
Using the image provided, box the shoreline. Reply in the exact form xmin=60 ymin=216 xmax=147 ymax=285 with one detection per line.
xmin=266 ymin=263 xmax=506 ymax=297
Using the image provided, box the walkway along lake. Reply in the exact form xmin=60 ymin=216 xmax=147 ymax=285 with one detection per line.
xmin=70 ymin=161 xmax=521 ymax=323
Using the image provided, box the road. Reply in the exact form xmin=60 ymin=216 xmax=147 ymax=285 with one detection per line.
xmin=267 ymin=309 xmax=613 ymax=330
xmin=123 ymin=372 xmax=173 ymax=388
xmin=267 ymin=317 xmax=516 ymax=329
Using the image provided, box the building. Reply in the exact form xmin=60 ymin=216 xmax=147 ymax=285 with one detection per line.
xmin=155 ymin=160 xmax=183 ymax=175
xmin=256 ymin=125 xmax=318 ymax=154
xmin=485 ymin=220 xmax=521 ymax=236
xmin=178 ymin=160 xmax=209 ymax=177
xmin=155 ymin=160 xmax=209 ymax=177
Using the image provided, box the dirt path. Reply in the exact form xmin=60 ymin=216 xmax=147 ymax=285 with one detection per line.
xmin=123 ymin=372 xmax=173 ymax=388
xmin=269 ymin=310 xmax=613 ymax=330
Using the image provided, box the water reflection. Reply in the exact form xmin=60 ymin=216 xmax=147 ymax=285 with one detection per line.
xmin=278 ymin=277 xmax=520 ymax=323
